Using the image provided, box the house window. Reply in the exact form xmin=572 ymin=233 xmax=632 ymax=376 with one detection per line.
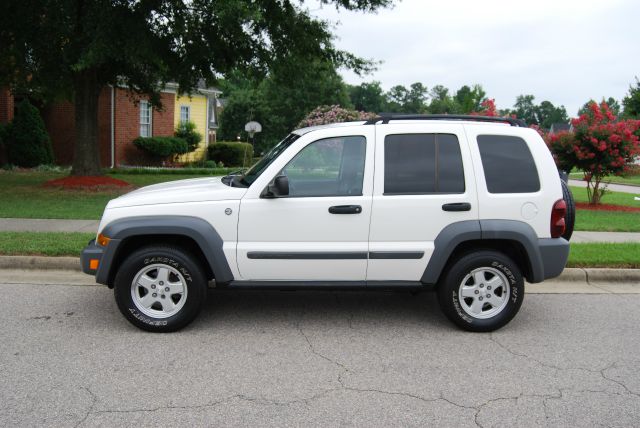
xmin=180 ymin=105 xmax=190 ymax=123
xmin=139 ymin=101 xmax=152 ymax=137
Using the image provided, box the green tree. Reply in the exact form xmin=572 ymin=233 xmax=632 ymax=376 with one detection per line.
xmin=218 ymin=57 xmax=352 ymax=153
xmin=427 ymin=85 xmax=457 ymax=114
xmin=622 ymin=77 xmax=640 ymax=118
xmin=454 ymin=84 xmax=486 ymax=113
xmin=385 ymin=83 xmax=428 ymax=113
xmin=386 ymin=85 xmax=409 ymax=112
xmin=513 ymin=95 xmax=539 ymax=125
xmin=537 ymin=100 xmax=569 ymax=130
xmin=0 ymin=0 xmax=391 ymax=175
xmin=348 ymin=81 xmax=388 ymax=112
xmin=6 ymin=100 xmax=54 ymax=167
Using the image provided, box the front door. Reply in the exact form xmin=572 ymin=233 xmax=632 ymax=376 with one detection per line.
xmin=237 ymin=128 xmax=375 ymax=281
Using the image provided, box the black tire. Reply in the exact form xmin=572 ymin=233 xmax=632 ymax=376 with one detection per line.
xmin=560 ymin=179 xmax=575 ymax=241
xmin=437 ymin=250 xmax=525 ymax=332
xmin=113 ymin=245 xmax=207 ymax=332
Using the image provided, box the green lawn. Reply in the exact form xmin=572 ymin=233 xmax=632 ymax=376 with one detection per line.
xmin=569 ymin=186 xmax=640 ymax=232
xmin=1 ymin=231 xmax=637 ymax=269
xmin=567 ymin=243 xmax=640 ymax=269
xmin=0 ymin=170 xmax=223 ymax=219
xmin=0 ymin=232 xmax=95 ymax=256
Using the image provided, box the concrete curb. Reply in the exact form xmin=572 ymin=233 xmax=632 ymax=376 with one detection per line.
xmin=0 ymin=255 xmax=81 ymax=271
xmin=0 ymin=256 xmax=639 ymax=284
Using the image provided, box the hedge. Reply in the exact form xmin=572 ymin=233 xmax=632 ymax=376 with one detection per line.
xmin=208 ymin=142 xmax=254 ymax=167
xmin=133 ymin=136 xmax=189 ymax=158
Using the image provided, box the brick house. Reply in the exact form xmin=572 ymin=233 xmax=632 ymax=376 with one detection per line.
xmin=0 ymin=82 xmax=221 ymax=167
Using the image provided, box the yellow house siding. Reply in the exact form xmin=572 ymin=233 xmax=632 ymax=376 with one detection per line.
xmin=174 ymin=94 xmax=209 ymax=162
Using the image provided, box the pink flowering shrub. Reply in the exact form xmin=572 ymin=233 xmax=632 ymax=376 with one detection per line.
xmin=298 ymin=105 xmax=376 ymax=128
xmin=546 ymin=101 xmax=640 ymax=204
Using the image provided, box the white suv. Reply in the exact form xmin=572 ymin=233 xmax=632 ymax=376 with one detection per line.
xmin=81 ymin=115 xmax=571 ymax=332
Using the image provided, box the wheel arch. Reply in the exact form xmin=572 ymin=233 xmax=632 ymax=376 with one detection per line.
xmin=96 ymin=216 xmax=234 ymax=287
xmin=421 ymin=220 xmax=544 ymax=285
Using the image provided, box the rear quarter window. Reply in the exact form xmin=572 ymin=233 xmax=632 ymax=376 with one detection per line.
xmin=477 ymin=135 xmax=540 ymax=193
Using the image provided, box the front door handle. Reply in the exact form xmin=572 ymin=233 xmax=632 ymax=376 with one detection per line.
xmin=442 ymin=202 xmax=471 ymax=212
xmin=329 ymin=205 xmax=362 ymax=214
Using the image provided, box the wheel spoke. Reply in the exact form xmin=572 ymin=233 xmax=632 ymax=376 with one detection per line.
xmin=469 ymin=298 xmax=484 ymax=315
xmin=460 ymin=285 xmax=477 ymax=298
xmin=488 ymin=293 xmax=505 ymax=308
xmin=473 ymin=271 xmax=486 ymax=286
xmin=161 ymin=297 xmax=175 ymax=313
xmin=138 ymin=292 xmax=156 ymax=309
xmin=169 ymin=281 xmax=185 ymax=295
xmin=485 ymin=275 xmax=504 ymax=290
xmin=156 ymin=267 xmax=170 ymax=284
xmin=137 ymin=274 xmax=155 ymax=290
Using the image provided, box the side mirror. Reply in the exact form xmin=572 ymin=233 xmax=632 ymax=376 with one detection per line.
xmin=263 ymin=175 xmax=289 ymax=198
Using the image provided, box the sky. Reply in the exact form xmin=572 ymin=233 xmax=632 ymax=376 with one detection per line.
xmin=310 ymin=0 xmax=640 ymax=116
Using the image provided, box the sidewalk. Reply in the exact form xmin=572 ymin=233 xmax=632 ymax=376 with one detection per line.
xmin=0 ymin=218 xmax=99 ymax=233
xmin=0 ymin=218 xmax=639 ymax=243
xmin=569 ymin=179 xmax=640 ymax=195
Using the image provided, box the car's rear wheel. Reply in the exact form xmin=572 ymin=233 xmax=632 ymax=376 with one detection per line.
xmin=437 ymin=250 xmax=524 ymax=332
xmin=560 ymin=179 xmax=575 ymax=241
xmin=114 ymin=245 xmax=207 ymax=332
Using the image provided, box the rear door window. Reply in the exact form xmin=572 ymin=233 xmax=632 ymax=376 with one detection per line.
xmin=477 ymin=135 xmax=540 ymax=193
xmin=384 ymin=133 xmax=465 ymax=195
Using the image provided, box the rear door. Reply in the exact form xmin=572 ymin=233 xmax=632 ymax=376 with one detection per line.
xmin=367 ymin=124 xmax=479 ymax=281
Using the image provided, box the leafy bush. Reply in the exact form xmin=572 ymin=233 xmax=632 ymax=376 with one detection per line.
xmin=133 ymin=136 xmax=188 ymax=158
xmin=175 ymin=121 xmax=202 ymax=152
xmin=5 ymin=100 xmax=54 ymax=167
xmin=207 ymin=142 xmax=254 ymax=167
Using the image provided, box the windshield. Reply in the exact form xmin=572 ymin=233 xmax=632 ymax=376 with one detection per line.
xmin=237 ymin=133 xmax=300 ymax=187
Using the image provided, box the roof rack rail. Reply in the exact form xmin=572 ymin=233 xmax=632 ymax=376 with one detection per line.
xmin=364 ymin=114 xmax=526 ymax=127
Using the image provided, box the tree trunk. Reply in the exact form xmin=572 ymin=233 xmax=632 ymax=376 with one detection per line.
xmin=71 ymin=69 xmax=103 ymax=176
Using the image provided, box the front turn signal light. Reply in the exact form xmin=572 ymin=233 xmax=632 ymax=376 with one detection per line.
xmin=89 ymin=259 xmax=100 ymax=270
xmin=97 ymin=233 xmax=111 ymax=247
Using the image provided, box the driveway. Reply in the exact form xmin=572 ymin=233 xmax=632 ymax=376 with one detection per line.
xmin=0 ymin=279 xmax=639 ymax=427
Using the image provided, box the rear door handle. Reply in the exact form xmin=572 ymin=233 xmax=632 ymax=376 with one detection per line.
xmin=442 ymin=202 xmax=471 ymax=212
xmin=329 ymin=205 xmax=362 ymax=214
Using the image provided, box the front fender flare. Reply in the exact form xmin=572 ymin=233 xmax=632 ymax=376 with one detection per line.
xmin=96 ymin=215 xmax=234 ymax=285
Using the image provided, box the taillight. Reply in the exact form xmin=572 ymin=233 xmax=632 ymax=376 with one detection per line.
xmin=550 ymin=199 xmax=567 ymax=238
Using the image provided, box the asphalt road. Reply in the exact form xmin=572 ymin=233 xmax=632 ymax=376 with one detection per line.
xmin=1 ymin=279 xmax=639 ymax=427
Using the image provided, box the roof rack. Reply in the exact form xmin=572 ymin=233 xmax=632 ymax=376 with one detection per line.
xmin=364 ymin=114 xmax=526 ymax=127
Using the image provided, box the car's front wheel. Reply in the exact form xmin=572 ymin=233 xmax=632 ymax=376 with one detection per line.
xmin=113 ymin=245 xmax=207 ymax=332
xmin=437 ymin=250 xmax=524 ymax=332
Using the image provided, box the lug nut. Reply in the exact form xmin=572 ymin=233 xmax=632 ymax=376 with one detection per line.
xmin=152 ymin=293 xmax=157 ymax=297
xmin=479 ymin=296 xmax=483 ymax=301
xmin=474 ymin=290 xmax=479 ymax=294
xmin=487 ymin=286 xmax=492 ymax=290
xmin=487 ymin=294 xmax=492 ymax=298
xmin=151 ymin=284 xmax=156 ymax=289
xmin=165 ymin=287 xmax=170 ymax=292
xmin=161 ymin=295 xmax=165 ymax=299
xmin=159 ymin=281 xmax=164 ymax=285
xmin=479 ymin=284 xmax=484 ymax=288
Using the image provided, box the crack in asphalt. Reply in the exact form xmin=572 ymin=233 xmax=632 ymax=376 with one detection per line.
xmin=74 ymin=387 xmax=97 ymax=428
xmin=73 ymin=325 xmax=639 ymax=426
xmin=488 ymin=334 xmax=640 ymax=399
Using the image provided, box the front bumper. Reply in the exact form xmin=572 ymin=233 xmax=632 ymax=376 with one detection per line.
xmin=80 ymin=239 xmax=104 ymax=276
